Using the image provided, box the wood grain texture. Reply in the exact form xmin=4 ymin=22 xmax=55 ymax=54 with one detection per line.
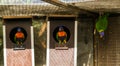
xmin=49 ymin=48 xmax=74 ymax=66
xmin=7 ymin=49 xmax=32 ymax=66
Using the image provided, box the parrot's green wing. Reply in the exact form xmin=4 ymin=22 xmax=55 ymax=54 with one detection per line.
xmin=14 ymin=36 xmax=17 ymax=44
xmin=96 ymin=14 xmax=109 ymax=32
xmin=65 ymin=32 xmax=67 ymax=39
xmin=56 ymin=32 xmax=58 ymax=41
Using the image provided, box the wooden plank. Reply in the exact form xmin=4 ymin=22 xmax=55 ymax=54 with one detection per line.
xmin=3 ymin=16 xmax=32 ymax=19
xmin=49 ymin=48 xmax=74 ymax=66
xmin=49 ymin=14 xmax=77 ymax=17
xmin=75 ymin=1 xmax=120 ymax=12
xmin=42 ymin=0 xmax=97 ymax=16
xmin=7 ymin=49 xmax=32 ymax=66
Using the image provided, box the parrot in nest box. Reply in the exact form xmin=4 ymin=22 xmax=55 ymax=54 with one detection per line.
xmin=96 ymin=13 xmax=109 ymax=38
xmin=56 ymin=26 xmax=67 ymax=44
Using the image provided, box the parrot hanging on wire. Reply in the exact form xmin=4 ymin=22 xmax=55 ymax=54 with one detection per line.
xmin=96 ymin=13 xmax=109 ymax=38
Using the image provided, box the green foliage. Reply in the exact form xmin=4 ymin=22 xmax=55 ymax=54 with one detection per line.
xmin=32 ymin=20 xmax=42 ymax=29
xmin=32 ymin=18 xmax=46 ymax=66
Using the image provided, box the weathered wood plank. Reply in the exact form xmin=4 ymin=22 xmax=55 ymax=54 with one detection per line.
xmin=7 ymin=49 xmax=32 ymax=66
xmin=49 ymin=48 xmax=74 ymax=66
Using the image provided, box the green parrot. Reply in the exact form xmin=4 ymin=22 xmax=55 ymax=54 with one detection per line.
xmin=96 ymin=13 xmax=109 ymax=38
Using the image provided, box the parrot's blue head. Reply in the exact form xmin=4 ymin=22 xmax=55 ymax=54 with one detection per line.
xmin=17 ymin=28 xmax=21 ymax=32
xmin=99 ymin=31 xmax=104 ymax=38
xmin=59 ymin=26 xmax=64 ymax=31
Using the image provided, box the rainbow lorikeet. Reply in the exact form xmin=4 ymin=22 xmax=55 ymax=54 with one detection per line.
xmin=56 ymin=27 xmax=67 ymax=44
xmin=14 ymin=28 xmax=25 ymax=45
xmin=96 ymin=13 xmax=109 ymax=38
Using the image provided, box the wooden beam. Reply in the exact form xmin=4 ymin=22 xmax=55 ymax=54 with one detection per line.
xmin=3 ymin=16 xmax=32 ymax=19
xmin=42 ymin=0 xmax=98 ymax=16
xmin=48 ymin=14 xmax=77 ymax=17
xmin=74 ymin=1 xmax=120 ymax=13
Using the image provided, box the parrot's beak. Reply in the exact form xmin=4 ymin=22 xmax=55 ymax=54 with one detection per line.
xmin=100 ymin=35 xmax=103 ymax=38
